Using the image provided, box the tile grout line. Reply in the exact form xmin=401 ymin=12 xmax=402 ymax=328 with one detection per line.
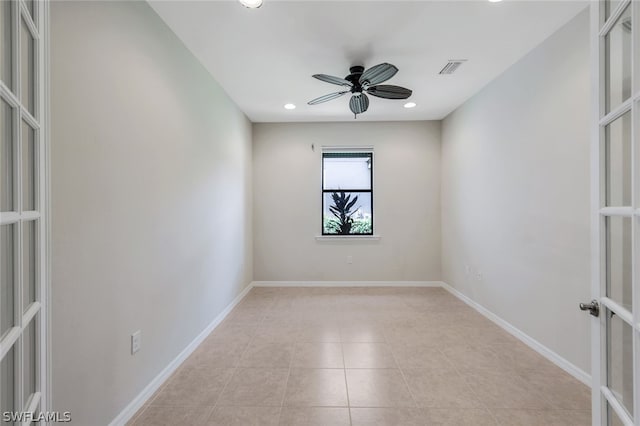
xmin=130 ymin=352 xmax=192 ymax=425
xmin=387 ymin=329 xmax=421 ymax=414
xmin=440 ymin=337 xmax=565 ymax=417
xmin=207 ymin=288 xmax=267 ymax=420
xmin=276 ymin=292 xmax=292 ymax=425
xmin=390 ymin=297 xmax=424 ymax=412
xmin=260 ymin=292 xmax=289 ymax=423
xmin=339 ymin=338 xmax=353 ymax=426
xmin=410 ymin=293 xmax=498 ymax=419
xmin=388 ymin=296 xmax=500 ymax=422
xmin=431 ymin=343 xmax=501 ymax=425
xmin=134 ymin=289 xmax=269 ymax=424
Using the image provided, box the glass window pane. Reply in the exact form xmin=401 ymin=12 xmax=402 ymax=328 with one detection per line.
xmin=20 ymin=17 xmax=34 ymax=116
xmin=1 ymin=98 xmax=13 ymax=212
xmin=0 ymin=0 xmax=12 ymax=91
xmin=1 ymin=224 xmax=15 ymax=339
xmin=22 ymin=220 xmax=35 ymax=311
xmin=26 ymin=0 xmax=35 ymax=24
xmin=605 ymin=5 xmax=632 ymax=113
xmin=323 ymin=191 xmax=372 ymax=234
xmin=23 ymin=318 xmax=36 ymax=404
xmin=1 ymin=346 xmax=15 ymax=417
xmin=606 ymin=217 xmax=632 ymax=311
xmin=22 ymin=121 xmax=35 ymax=211
xmin=608 ymin=401 xmax=627 ymax=426
xmin=323 ymin=154 xmax=372 ymax=190
xmin=605 ymin=0 xmax=623 ymax=21
xmin=607 ymin=309 xmax=634 ymax=418
xmin=605 ymin=112 xmax=631 ymax=206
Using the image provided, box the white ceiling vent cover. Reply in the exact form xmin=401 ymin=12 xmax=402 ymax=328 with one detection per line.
xmin=439 ymin=60 xmax=467 ymax=75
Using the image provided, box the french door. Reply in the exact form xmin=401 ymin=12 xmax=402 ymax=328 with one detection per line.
xmin=0 ymin=0 xmax=48 ymax=424
xmin=590 ymin=0 xmax=640 ymax=425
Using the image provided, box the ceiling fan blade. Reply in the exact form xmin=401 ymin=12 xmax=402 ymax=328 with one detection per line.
xmin=349 ymin=93 xmax=370 ymax=115
xmin=308 ymin=91 xmax=350 ymax=105
xmin=366 ymin=85 xmax=413 ymax=100
xmin=359 ymin=63 xmax=398 ymax=86
xmin=312 ymin=74 xmax=353 ymax=87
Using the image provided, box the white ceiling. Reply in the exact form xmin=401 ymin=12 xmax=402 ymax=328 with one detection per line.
xmin=149 ymin=0 xmax=588 ymax=122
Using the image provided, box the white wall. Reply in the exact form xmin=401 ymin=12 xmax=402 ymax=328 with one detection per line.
xmin=441 ymin=9 xmax=591 ymax=373
xmin=253 ymin=121 xmax=441 ymax=282
xmin=50 ymin=2 xmax=252 ymax=424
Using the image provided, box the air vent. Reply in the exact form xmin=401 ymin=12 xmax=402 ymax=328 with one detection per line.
xmin=439 ymin=60 xmax=467 ymax=75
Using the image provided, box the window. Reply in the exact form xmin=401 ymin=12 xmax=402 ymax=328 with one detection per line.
xmin=322 ymin=151 xmax=373 ymax=235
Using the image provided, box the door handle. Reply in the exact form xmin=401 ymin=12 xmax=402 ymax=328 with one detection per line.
xmin=579 ymin=300 xmax=600 ymax=317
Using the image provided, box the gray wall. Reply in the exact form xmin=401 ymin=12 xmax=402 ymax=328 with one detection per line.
xmin=441 ymin=10 xmax=591 ymax=373
xmin=51 ymin=2 xmax=253 ymax=424
xmin=253 ymin=121 xmax=441 ymax=282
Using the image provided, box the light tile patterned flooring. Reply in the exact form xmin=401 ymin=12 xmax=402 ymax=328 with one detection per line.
xmin=130 ymin=287 xmax=591 ymax=425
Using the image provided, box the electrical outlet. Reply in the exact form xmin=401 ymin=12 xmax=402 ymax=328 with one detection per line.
xmin=476 ymin=272 xmax=483 ymax=281
xmin=347 ymin=255 xmax=353 ymax=264
xmin=131 ymin=330 xmax=141 ymax=355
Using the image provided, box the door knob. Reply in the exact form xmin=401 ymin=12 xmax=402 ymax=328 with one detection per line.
xmin=579 ymin=300 xmax=600 ymax=317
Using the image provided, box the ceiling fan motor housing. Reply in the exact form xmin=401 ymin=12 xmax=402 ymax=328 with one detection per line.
xmin=346 ymin=66 xmax=365 ymax=93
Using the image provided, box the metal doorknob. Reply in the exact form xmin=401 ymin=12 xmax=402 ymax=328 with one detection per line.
xmin=579 ymin=300 xmax=600 ymax=317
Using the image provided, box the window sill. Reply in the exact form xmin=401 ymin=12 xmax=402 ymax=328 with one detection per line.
xmin=315 ymin=235 xmax=381 ymax=241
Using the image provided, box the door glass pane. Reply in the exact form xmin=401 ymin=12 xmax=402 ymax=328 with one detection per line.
xmin=608 ymin=400 xmax=628 ymax=426
xmin=1 ymin=346 xmax=15 ymax=417
xmin=25 ymin=0 xmax=35 ymax=24
xmin=20 ymin=17 xmax=34 ymax=116
xmin=605 ymin=112 xmax=631 ymax=206
xmin=1 ymin=98 xmax=13 ymax=212
xmin=0 ymin=0 xmax=11 ymax=90
xmin=1 ymin=224 xmax=15 ymax=339
xmin=605 ymin=0 xmax=623 ymax=21
xmin=23 ymin=319 xmax=36 ymax=404
xmin=323 ymin=153 xmax=372 ymax=190
xmin=22 ymin=220 xmax=35 ymax=311
xmin=605 ymin=5 xmax=632 ymax=113
xmin=22 ymin=121 xmax=35 ymax=211
xmin=607 ymin=309 xmax=634 ymax=418
xmin=606 ymin=217 xmax=632 ymax=311
xmin=323 ymin=191 xmax=372 ymax=234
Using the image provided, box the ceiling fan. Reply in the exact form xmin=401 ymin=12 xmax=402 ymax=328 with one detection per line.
xmin=308 ymin=63 xmax=413 ymax=118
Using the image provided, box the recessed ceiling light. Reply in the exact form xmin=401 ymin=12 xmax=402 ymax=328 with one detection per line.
xmin=238 ymin=0 xmax=262 ymax=8
xmin=488 ymin=0 xmax=503 ymax=2
xmin=404 ymin=102 xmax=417 ymax=109
xmin=284 ymin=103 xmax=296 ymax=110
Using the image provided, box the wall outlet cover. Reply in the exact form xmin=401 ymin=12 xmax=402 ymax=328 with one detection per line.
xmin=131 ymin=330 xmax=142 ymax=354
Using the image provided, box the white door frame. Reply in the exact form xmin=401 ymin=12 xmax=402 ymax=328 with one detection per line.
xmin=0 ymin=0 xmax=50 ymax=423
xmin=590 ymin=0 xmax=639 ymax=425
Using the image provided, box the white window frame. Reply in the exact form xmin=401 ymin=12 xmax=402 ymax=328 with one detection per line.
xmin=317 ymin=146 xmax=380 ymax=240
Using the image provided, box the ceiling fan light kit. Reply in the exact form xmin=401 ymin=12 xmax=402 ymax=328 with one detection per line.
xmin=238 ymin=0 xmax=263 ymax=8
xmin=308 ymin=63 xmax=413 ymax=118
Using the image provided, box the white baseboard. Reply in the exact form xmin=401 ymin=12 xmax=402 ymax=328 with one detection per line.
xmin=109 ymin=282 xmax=255 ymax=426
xmin=440 ymin=281 xmax=591 ymax=386
xmin=251 ymin=280 xmax=444 ymax=287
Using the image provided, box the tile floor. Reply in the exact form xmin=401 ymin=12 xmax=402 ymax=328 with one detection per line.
xmin=129 ymin=287 xmax=591 ymax=425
